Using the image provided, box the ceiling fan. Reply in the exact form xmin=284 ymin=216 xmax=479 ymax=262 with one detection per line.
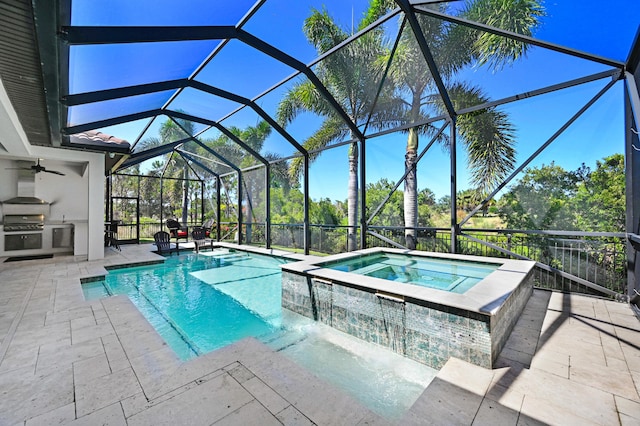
xmin=6 ymin=159 xmax=65 ymax=176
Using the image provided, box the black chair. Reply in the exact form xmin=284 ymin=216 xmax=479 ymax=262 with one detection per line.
xmin=166 ymin=219 xmax=189 ymax=242
xmin=201 ymin=218 xmax=215 ymax=238
xmin=154 ymin=231 xmax=177 ymax=254
xmin=105 ymin=222 xmax=121 ymax=251
xmin=191 ymin=226 xmax=212 ymax=252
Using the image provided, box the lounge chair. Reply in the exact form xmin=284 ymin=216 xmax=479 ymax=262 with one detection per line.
xmin=191 ymin=226 xmax=212 ymax=252
xmin=154 ymin=231 xmax=178 ymax=254
xmin=166 ymin=219 xmax=188 ymax=242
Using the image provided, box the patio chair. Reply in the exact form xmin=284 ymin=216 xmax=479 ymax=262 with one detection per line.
xmin=166 ymin=218 xmax=188 ymax=242
xmin=153 ymin=231 xmax=178 ymax=254
xmin=104 ymin=221 xmax=121 ymax=251
xmin=191 ymin=226 xmax=212 ymax=252
xmin=201 ymin=218 xmax=215 ymax=237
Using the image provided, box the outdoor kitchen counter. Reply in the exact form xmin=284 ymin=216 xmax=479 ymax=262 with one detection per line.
xmin=0 ymin=222 xmax=74 ymax=258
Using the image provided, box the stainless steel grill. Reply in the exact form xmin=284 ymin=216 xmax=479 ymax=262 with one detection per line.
xmin=3 ymin=214 xmax=45 ymax=232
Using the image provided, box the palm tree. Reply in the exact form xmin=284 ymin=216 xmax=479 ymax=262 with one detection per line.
xmin=160 ymin=118 xmax=196 ymax=225
xmin=229 ymin=121 xmax=271 ymax=243
xmin=366 ymin=0 xmax=544 ymax=249
xmin=138 ymin=117 xmax=195 ymax=224
xmin=139 ymin=118 xmax=285 ymax=241
xmin=277 ymin=8 xmax=399 ymax=251
xmin=189 ymin=120 xmax=288 ymax=244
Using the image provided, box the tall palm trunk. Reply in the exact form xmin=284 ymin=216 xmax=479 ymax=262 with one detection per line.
xmin=404 ymin=127 xmax=418 ymax=249
xmin=347 ymin=141 xmax=359 ymax=251
xmin=404 ymin=92 xmax=422 ymax=250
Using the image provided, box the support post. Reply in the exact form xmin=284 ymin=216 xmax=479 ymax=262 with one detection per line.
xmin=106 ymin=173 xmax=112 ymax=221
xmin=266 ymin=164 xmax=272 ymax=249
xmin=450 ymin=118 xmax=458 ymax=253
xmin=136 ymin=175 xmax=141 ymax=244
xmin=216 ymin=176 xmax=221 ymax=242
xmin=237 ymin=171 xmax=243 ymax=245
xmin=200 ymin=180 xmax=204 ymax=225
xmin=626 ymin=72 xmax=640 ymax=302
xmin=160 ymin=177 xmax=164 ymax=231
xmin=360 ymin=138 xmax=367 ymax=250
xmin=303 ymin=154 xmax=310 ymax=255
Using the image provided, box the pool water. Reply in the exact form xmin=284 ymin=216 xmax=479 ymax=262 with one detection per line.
xmin=264 ymin=312 xmax=435 ymax=419
xmin=82 ymin=280 xmax=111 ymax=299
xmin=83 ymin=248 xmax=436 ymax=419
xmin=325 ymin=252 xmax=500 ymax=293
xmin=98 ymin=250 xmax=282 ymax=360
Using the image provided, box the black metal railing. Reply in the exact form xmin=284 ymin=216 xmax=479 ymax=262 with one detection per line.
xmin=262 ymin=224 xmax=627 ymax=298
xmin=116 ymin=221 xmax=219 ymax=242
xmin=365 ymin=226 xmax=627 ymax=297
xmin=120 ymin=220 xmax=627 ymax=298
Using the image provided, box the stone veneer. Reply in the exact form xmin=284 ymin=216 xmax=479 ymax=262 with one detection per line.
xmin=281 ymin=249 xmax=535 ymax=369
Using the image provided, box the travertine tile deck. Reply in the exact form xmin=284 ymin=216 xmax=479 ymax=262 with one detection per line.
xmin=402 ymin=289 xmax=640 ymax=425
xmin=1 ymin=245 xmax=639 ymax=425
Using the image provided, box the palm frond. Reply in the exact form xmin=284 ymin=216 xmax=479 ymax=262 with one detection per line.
xmin=463 ymin=0 xmax=544 ymax=71
xmin=263 ymin=153 xmax=292 ymax=193
xmin=160 ymin=119 xmax=192 ymax=143
xmin=449 ymin=82 xmax=516 ymax=194
xmin=288 ymin=117 xmax=350 ymax=182
xmin=136 ymin=136 xmax=161 ymax=152
xmin=360 ymin=0 xmax=397 ymax=29
xmin=237 ymin=120 xmax=272 ymax=151
xmin=304 ymin=8 xmax=349 ymax=53
xmin=276 ymin=79 xmax=333 ymax=126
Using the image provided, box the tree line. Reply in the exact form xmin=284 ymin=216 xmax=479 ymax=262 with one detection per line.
xmin=112 ymin=150 xmax=624 ymax=250
xmin=265 ymin=153 xmax=625 ymax=233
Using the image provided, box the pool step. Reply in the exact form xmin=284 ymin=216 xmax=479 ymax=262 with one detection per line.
xmin=203 ymin=251 xmax=250 ymax=263
xmin=351 ymin=262 xmax=393 ymax=275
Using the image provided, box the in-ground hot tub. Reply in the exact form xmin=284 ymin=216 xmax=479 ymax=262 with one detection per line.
xmin=281 ymin=248 xmax=536 ymax=369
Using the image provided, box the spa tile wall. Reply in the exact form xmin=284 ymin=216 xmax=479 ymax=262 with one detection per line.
xmin=490 ymin=272 xmax=535 ymax=362
xmin=282 ymin=271 xmax=531 ymax=369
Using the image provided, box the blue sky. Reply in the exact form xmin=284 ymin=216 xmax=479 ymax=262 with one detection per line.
xmin=71 ymin=0 xmax=639 ymax=202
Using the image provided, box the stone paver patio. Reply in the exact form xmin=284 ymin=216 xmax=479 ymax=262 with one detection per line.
xmin=1 ymin=244 xmax=639 ymax=425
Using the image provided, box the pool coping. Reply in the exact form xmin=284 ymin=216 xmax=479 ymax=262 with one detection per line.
xmin=89 ymin=244 xmax=536 ymax=318
xmin=210 ymin=242 xmax=319 ymax=262
xmin=280 ymin=247 xmax=536 ymax=316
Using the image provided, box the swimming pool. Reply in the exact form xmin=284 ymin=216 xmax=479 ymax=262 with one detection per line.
xmin=324 ymin=252 xmax=499 ymax=293
xmin=87 ymin=250 xmax=280 ymax=359
xmin=82 ymin=247 xmax=436 ymax=419
xmin=282 ymin=248 xmax=536 ymax=369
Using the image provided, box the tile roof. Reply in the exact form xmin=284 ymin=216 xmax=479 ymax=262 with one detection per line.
xmin=68 ymin=130 xmax=131 ymax=150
